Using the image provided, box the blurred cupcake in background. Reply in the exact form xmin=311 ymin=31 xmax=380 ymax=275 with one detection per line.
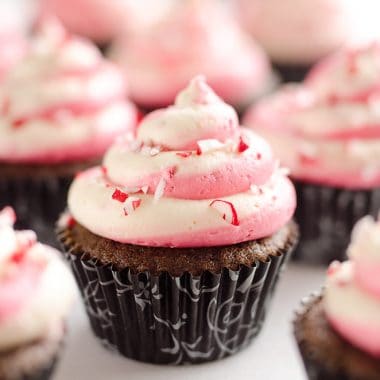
xmin=39 ymin=0 xmax=175 ymax=48
xmin=0 ymin=207 xmax=76 ymax=380
xmin=235 ymin=0 xmax=380 ymax=82
xmin=244 ymin=44 xmax=380 ymax=264
xmin=0 ymin=1 xmax=31 ymax=81
xmin=0 ymin=19 xmax=137 ymax=245
xmin=294 ymin=215 xmax=380 ymax=379
xmin=58 ymin=76 xmax=298 ymax=364
xmin=110 ymin=0 xmax=274 ymax=113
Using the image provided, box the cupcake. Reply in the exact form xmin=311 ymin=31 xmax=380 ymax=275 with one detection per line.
xmin=0 ymin=20 xmax=137 ymax=245
xmin=110 ymin=0 xmax=273 ymax=113
xmin=244 ymin=44 xmax=380 ymax=264
xmin=0 ymin=207 xmax=76 ymax=380
xmin=235 ymin=0 xmax=380 ymax=82
xmin=294 ymin=215 xmax=380 ymax=379
xmin=39 ymin=0 xmax=174 ymax=48
xmin=57 ymin=76 xmax=298 ymax=364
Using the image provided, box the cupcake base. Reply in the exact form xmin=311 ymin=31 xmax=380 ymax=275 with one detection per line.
xmin=293 ymin=180 xmax=380 ymax=264
xmin=57 ymin=220 xmax=298 ymax=364
xmin=294 ymin=294 xmax=380 ymax=380
xmin=0 ymin=322 xmax=64 ymax=380
xmin=0 ymin=159 xmax=98 ymax=247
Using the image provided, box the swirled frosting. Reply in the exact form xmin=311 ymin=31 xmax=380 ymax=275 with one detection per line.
xmin=236 ymin=0 xmax=380 ymax=65
xmin=0 ymin=207 xmax=76 ymax=352
xmin=68 ymin=77 xmax=296 ymax=247
xmin=0 ymin=20 xmax=137 ymax=164
xmin=110 ymin=0 xmax=271 ymax=108
xmin=0 ymin=32 xmax=26 ymax=82
xmin=244 ymin=44 xmax=380 ymax=189
xmin=324 ymin=215 xmax=380 ymax=358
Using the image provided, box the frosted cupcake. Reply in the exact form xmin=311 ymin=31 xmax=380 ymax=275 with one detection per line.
xmin=294 ymin=215 xmax=380 ymax=379
xmin=244 ymin=44 xmax=380 ymax=263
xmin=39 ymin=0 xmax=174 ymax=47
xmin=57 ymin=77 xmax=298 ymax=364
xmin=235 ymin=0 xmax=380 ymax=82
xmin=0 ymin=20 xmax=137 ymax=245
xmin=110 ymin=0 xmax=273 ymax=112
xmin=0 ymin=207 xmax=76 ymax=380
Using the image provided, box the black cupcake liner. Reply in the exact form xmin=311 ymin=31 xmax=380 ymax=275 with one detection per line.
xmin=0 ymin=176 xmax=72 ymax=248
xmin=59 ymin=233 xmax=295 ymax=365
xmin=294 ymin=181 xmax=380 ymax=265
xmin=273 ymin=63 xmax=311 ymax=83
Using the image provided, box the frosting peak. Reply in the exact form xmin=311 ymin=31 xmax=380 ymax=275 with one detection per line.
xmin=324 ymin=215 xmax=380 ymax=358
xmin=0 ymin=207 xmax=76 ymax=352
xmin=68 ymin=77 xmax=296 ymax=247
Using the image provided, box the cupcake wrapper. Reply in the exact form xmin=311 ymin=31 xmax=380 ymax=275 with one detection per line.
xmin=273 ymin=63 xmax=311 ymax=83
xmin=294 ymin=181 xmax=380 ymax=264
xmin=60 ymin=235 xmax=294 ymax=365
xmin=0 ymin=176 xmax=72 ymax=247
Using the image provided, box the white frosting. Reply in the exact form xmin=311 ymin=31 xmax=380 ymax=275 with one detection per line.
xmin=348 ymin=215 xmax=380 ymax=264
xmin=325 ymin=261 xmax=380 ymax=325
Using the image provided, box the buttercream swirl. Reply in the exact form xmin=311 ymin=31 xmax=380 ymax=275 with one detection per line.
xmin=68 ymin=77 xmax=296 ymax=247
xmin=0 ymin=207 xmax=76 ymax=352
xmin=324 ymin=215 xmax=380 ymax=358
xmin=110 ymin=0 xmax=271 ymax=108
xmin=0 ymin=20 xmax=137 ymax=164
xmin=244 ymin=44 xmax=380 ymax=189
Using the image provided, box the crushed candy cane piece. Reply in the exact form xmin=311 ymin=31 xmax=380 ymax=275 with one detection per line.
xmin=112 ymin=189 xmax=128 ymax=203
xmin=209 ymin=200 xmax=240 ymax=226
xmin=238 ymin=136 xmax=249 ymax=153
xmin=154 ymin=177 xmax=166 ymax=201
xmin=196 ymin=139 xmax=225 ymax=155
xmin=123 ymin=197 xmax=142 ymax=216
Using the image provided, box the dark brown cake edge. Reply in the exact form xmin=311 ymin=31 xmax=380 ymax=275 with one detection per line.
xmin=293 ymin=293 xmax=380 ymax=380
xmin=56 ymin=220 xmax=299 ymax=276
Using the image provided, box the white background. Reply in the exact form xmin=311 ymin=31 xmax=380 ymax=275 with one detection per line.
xmin=55 ymin=264 xmax=325 ymax=380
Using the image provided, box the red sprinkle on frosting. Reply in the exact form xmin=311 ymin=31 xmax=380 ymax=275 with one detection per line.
xmin=112 ymin=189 xmax=128 ymax=203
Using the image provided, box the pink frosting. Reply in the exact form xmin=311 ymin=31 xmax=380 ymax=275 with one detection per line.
xmin=68 ymin=77 xmax=296 ymax=247
xmin=328 ymin=316 xmax=380 ymax=358
xmin=0 ymin=208 xmax=46 ymax=322
xmin=110 ymin=1 xmax=272 ymax=108
xmin=0 ymin=20 xmax=137 ymax=164
xmin=39 ymin=0 xmax=128 ymax=43
xmin=244 ymin=44 xmax=380 ymax=189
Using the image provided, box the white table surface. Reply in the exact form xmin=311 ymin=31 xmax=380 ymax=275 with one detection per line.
xmin=55 ymin=264 xmax=325 ymax=380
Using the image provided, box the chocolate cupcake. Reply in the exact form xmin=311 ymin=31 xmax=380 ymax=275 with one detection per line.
xmin=0 ymin=207 xmax=76 ymax=380
xmin=109 ymin=0 xmax=275 ymax=114
xmin=294 ymin=215 xmax=380 ymax=379
xmin=0 ymin=19 xmax=137 ymax=246
xmin=57 ymin=76 xmax=298 ymax=364
xmin=244 ymin=44 xmax=380 ymax=264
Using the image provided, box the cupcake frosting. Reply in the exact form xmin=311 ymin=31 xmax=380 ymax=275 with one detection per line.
xmin=0 ymin=207 xmax=76 ymax=352
xmin=68 ymin=77 xmax=296 ymax=247
xmin=0 ymin=20 xmax=137 ymax=164
xmin=236 ymin=0 xmax=380 ymax=65
xmin=244 ymin=44 xmax=380 ymax=189
xmin=324 ymin=215 xmax=380 ymax=358
xmin=110 ymin=0 xmax=271 ymax=108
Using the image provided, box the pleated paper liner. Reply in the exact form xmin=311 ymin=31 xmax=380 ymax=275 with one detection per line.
xmin=294 ymin=181 xmax=380 ymax=265
xmin=293 ymin=293 xmax=380 ymax=380
xmin=58 ymin=227 xmax=297 ymax=365
xmin=0 ymin=176 xmax=72 ymax=248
